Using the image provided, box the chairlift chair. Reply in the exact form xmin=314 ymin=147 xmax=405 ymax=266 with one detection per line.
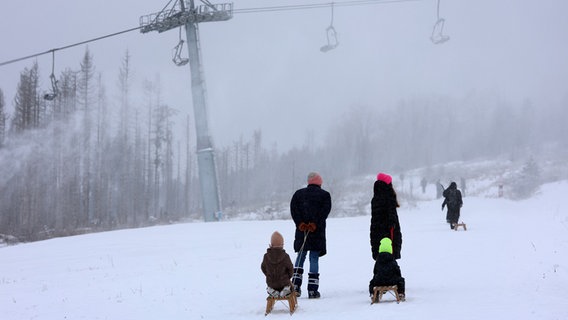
xmin=320 ymin=25 xmax=339 ymax=52
xmin=172 ymin=39 xmax=190 ymax=66
xmin=320 ymin=3 xmax=339 ymax=53
xmin=430 ymin=18 xmax=450 ymax=44
xmin=430 ymin=0 xmax=449 ymax=44
xmin=43 ymin=52 xmax=59 ymax=101
xmin=172 ymin=27 xmax=189 ymax=66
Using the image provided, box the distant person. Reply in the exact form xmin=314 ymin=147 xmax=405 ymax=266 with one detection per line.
xmin=442 ymin=181 xmax=463 ymax=229
xmin=261 ymin=231 xmax=294 ymax=298
xmin=420 ymin=177 xmax=427 ymax=194
xmin=460 ymin=177 xmax=467 ymax=197
xmin=290 ymin=172 xmax=332 ymax=299
xmin=436 ymin=179 xmax=443 ymax=199
xmin=369 ymin=237 xmax=406 ymax=301
xmin=370 ymin=173 xmax=402 ymax=260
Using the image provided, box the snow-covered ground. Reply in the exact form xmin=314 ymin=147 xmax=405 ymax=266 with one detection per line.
xmin=1 ymin=180 xmax=567 ymax=319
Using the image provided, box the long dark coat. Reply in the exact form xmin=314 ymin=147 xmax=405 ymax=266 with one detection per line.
xmin=368 ymin=252 xmax=405 ymax=295
xmin=261 ymin=248 xmax=294 ymax=290
xmin=290 ymin=184 xmax=332 ymax=257
xmin=370 ymin=180 xmax=402 ymax=260
xmin=442 ymin=182 xmax=463 ymax=224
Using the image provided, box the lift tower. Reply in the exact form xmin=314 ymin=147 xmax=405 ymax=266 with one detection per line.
xmin=140 ymin=1 xmax=233 ymax=222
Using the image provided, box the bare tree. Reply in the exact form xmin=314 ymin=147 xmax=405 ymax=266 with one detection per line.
xmin=0 ymin=88 xmax=6 ymax=147
xmin=78 ymin=48 xmax=96 ymax=226
xmin=113 ymin=51 xmax=135 ymax=227
xmin=92 ymin=74 xmax=110 ymax=228
xmin=11 ymin=62 xmax=41 ymax=132
xmin=57 ymin=69 xmax=79 ymax=119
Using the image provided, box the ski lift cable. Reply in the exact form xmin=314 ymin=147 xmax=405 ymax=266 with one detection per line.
xmin=0 ymin=0 xmax=427 ymax=68
xmin=233 ymin=0 xmax=424 ymax=14
xmin=0 ymin=26 xmax=142 ymax=67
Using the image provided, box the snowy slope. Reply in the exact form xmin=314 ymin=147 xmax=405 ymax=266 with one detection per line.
xmin=1 ymin=181 xmax=567 ymax=320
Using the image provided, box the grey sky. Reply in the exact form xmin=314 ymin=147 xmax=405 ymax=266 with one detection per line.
xmin=1 ymin=0 xmax=567 ymax=151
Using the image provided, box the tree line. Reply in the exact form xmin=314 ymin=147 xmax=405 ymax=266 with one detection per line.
xmin=0 ymin=48 xmax=566 ymax=242
xmin=0 ymin=49 xmax=193 ymax=241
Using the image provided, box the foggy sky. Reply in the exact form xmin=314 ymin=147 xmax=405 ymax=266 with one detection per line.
xmin=1 ymin=0 xmax=567 ymax=151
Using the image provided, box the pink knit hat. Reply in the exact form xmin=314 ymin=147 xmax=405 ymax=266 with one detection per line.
xmin=307 ymin=172 xmax=323 ymax=186
xmin=376 ymin=173 xmax=392 ymax=184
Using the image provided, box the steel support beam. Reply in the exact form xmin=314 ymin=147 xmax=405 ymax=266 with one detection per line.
xmin=184 ymin=4 xmax=221 ymax=222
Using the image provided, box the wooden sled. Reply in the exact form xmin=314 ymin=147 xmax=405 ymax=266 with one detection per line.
xmin=265 ymin=290 xmax=297 ymax=316
xmin=453 ymin=222 xmax=467 ymax=231
xmin=371 ymin=285 xmax=402 ymax=304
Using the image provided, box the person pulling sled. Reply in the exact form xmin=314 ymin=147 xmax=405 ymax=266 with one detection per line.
xmin=442 ymin=181 xmax=463 ymax=229
xmin=290 ymin=172 xmax=332 ymax=299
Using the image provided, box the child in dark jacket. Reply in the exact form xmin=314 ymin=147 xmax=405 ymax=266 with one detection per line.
xmin=369 ymin=237 xmax=406 ymax=300
xmin=261 ymin=231 xmax=295 ymax=297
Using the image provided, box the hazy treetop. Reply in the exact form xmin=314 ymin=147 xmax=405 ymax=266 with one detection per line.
xmin=1 ymin=0 xmax=567 ymax=150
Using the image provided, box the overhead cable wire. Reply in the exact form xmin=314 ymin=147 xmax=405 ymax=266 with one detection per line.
xmin=0 ymin=0 xmax=425 ymax=68
xmin=233 ymin=0 xmax=424 ymax=14
xmin=0 ymin=26 xmax=142 ymax=67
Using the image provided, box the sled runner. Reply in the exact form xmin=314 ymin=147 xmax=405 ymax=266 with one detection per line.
xmin=265 ymin=290 xmax=297 ymax=316
xmin=453 ymin=222 xmax=467 ymax=231
xmin=371 ymin=285 xmax=402 ymax=304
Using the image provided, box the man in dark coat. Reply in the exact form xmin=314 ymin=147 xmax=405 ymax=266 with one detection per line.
xmin=442 ymin=181 xmax=463 ymax=229
xmin=290 ymin=172 xmax=332 ymax=299
xmin=370 ymin=173 xmax=402 ymax=260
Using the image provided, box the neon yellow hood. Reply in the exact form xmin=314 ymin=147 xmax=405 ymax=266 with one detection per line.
xmin=379 ymin=237 xmax=393 ymax=254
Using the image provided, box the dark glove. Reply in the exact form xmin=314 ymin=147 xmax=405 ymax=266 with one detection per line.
xmin=299 ymin=222 xmax=308 ymax=232
xmin=307 ymin=222 xmax=317 ymax=232
xmin=372 ymin=250 xmax=378 ymax=261
xmin=442 ymin=204 xmax=445 ymax=210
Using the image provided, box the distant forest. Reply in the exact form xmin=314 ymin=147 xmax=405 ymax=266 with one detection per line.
xmin=1 ymin=48 xmax=567 ymax=241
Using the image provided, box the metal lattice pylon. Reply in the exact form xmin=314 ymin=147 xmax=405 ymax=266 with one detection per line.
xmin=140 ymin=0 xmax=233 ymax=222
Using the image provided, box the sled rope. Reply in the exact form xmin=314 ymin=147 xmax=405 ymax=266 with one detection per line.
xmin=294 ymin=230 xmax=310 ymax=269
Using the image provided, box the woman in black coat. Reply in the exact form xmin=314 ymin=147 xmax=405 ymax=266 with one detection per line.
xmin=370 ymin=173 xmax=402 ymax=260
